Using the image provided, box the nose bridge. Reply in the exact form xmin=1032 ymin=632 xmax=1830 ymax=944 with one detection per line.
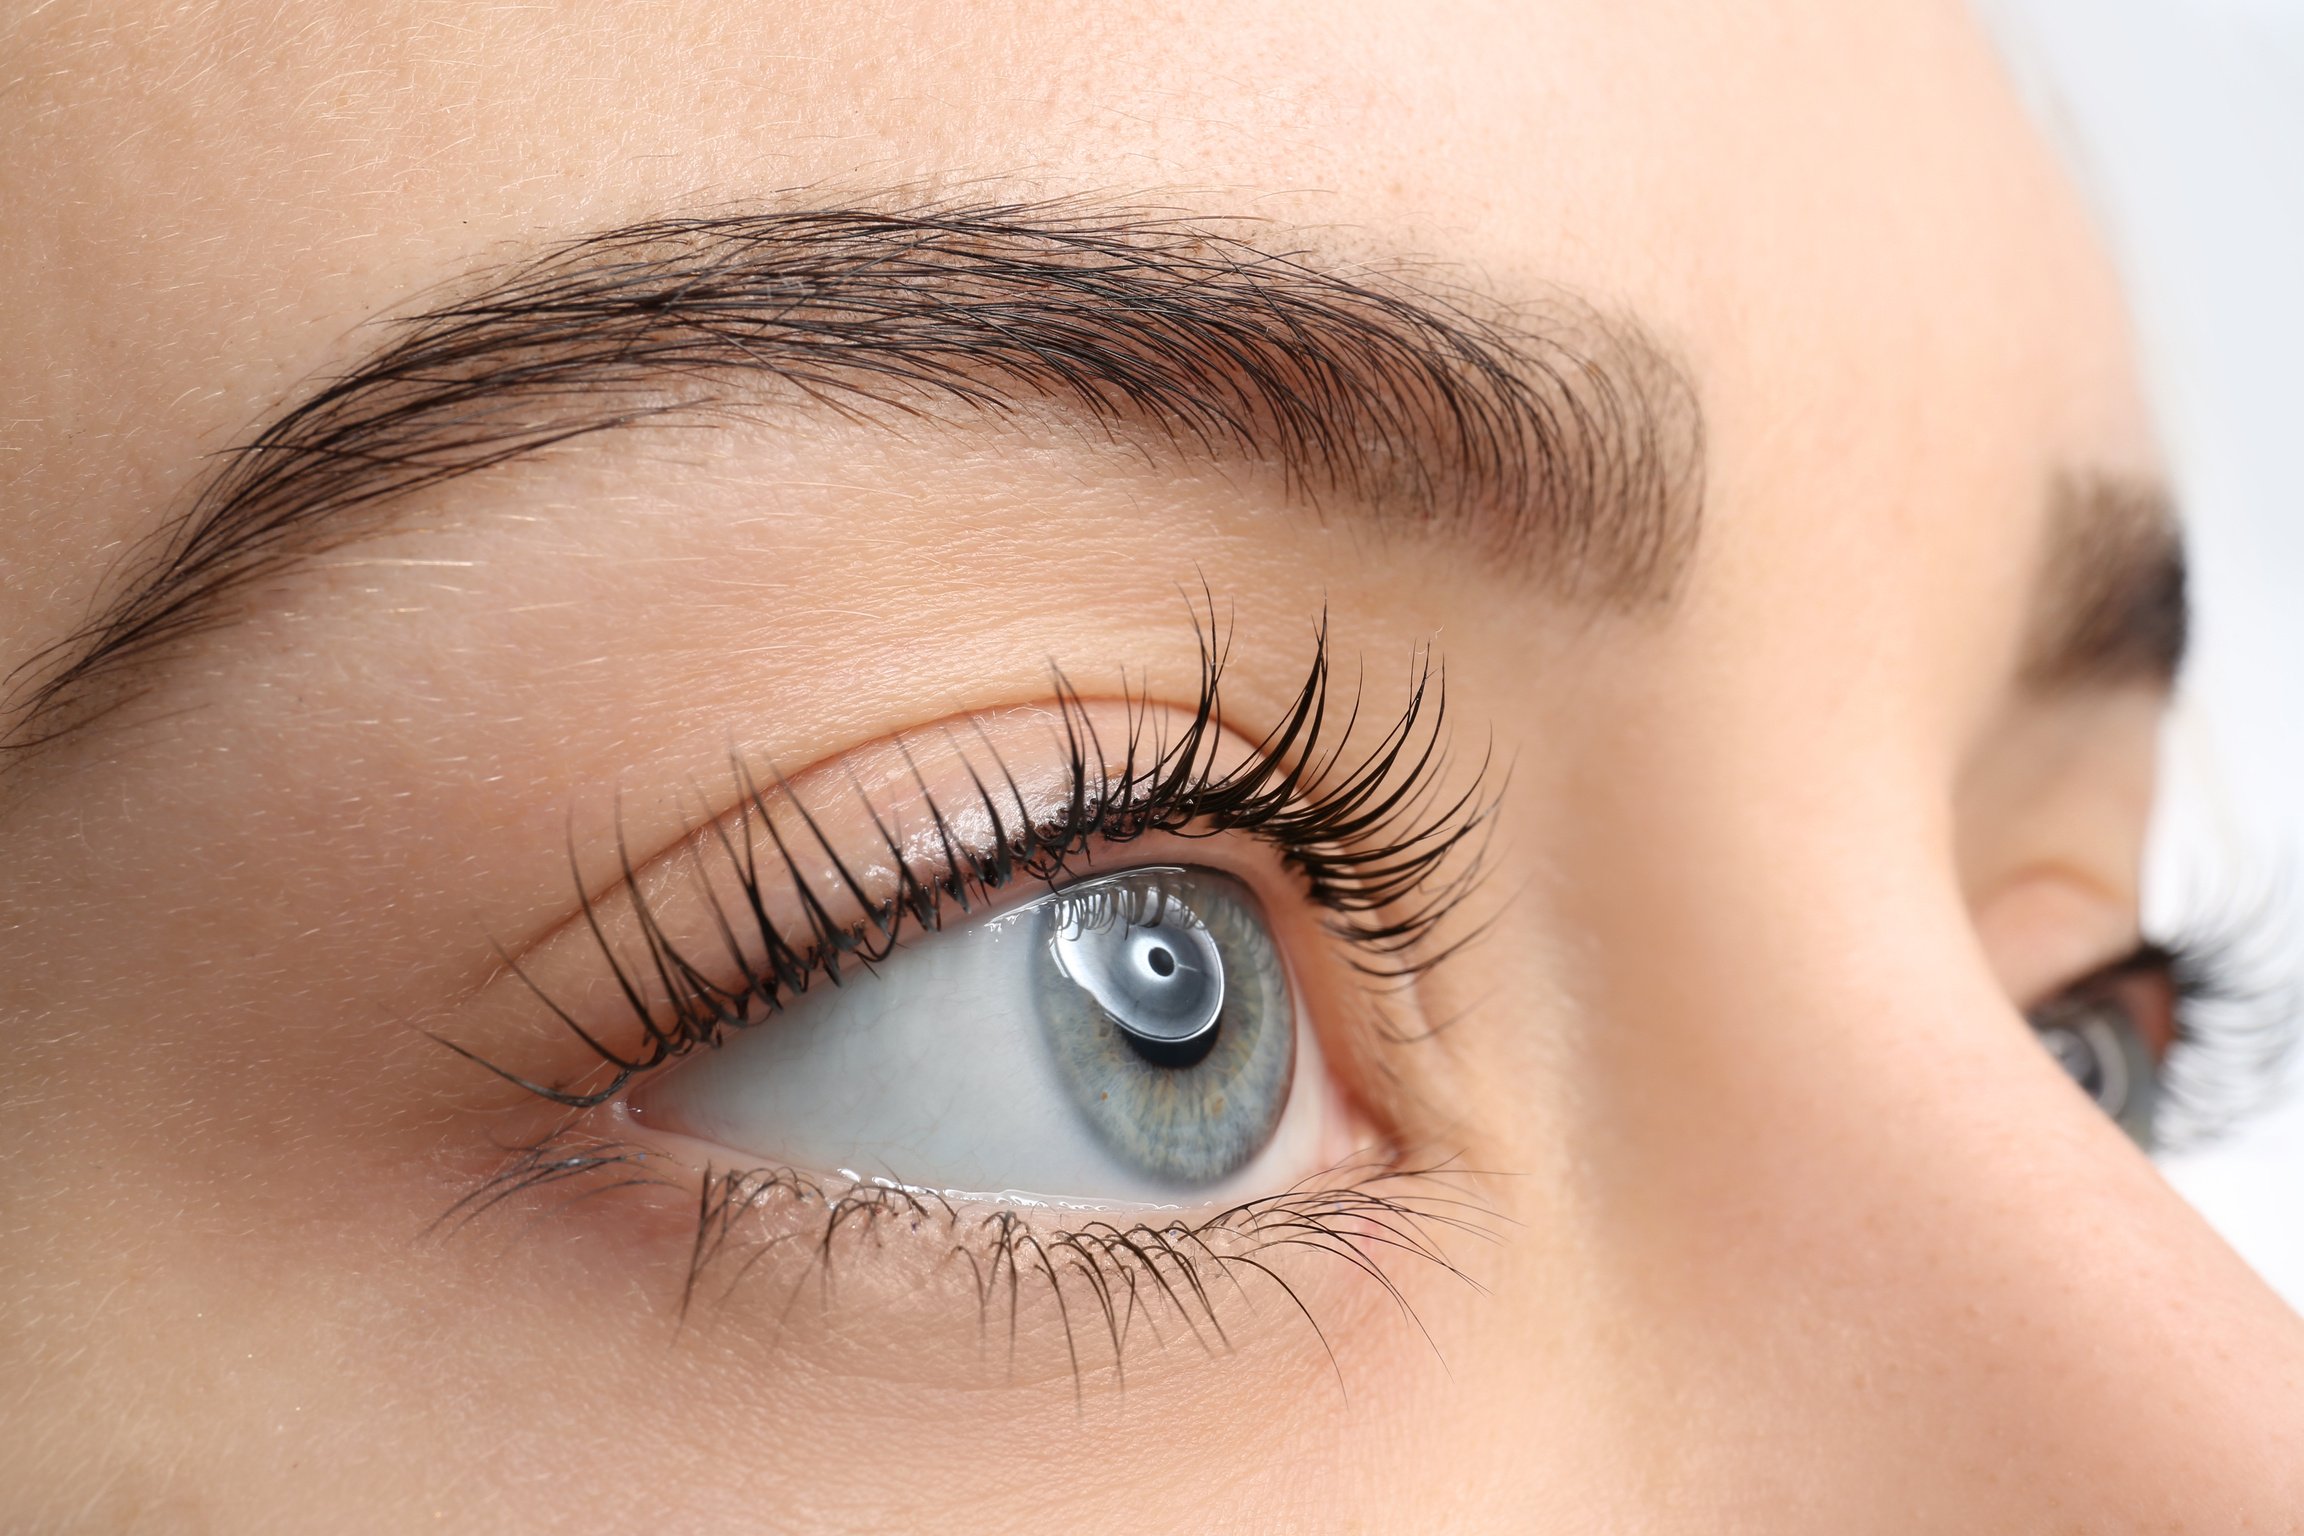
xmin=1571 ymin=889 xmax=2304 ymax=1522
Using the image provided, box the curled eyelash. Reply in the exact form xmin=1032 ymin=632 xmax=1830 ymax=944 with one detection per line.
xmin=439 ymin=1128 xmax=1498 ymax=1403
xmin=442 ymin=605 xmax=1500 ymax=1110
xmin=2135 ymin=890 xmax=2301 ymax=1149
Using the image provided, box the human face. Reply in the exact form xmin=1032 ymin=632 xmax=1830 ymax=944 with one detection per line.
xmin=3 ymin=1 xmax=2299 ymax=1529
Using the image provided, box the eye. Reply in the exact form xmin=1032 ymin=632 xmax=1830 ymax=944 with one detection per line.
xmin=627 ymin=865 xmax=1332 ymax=1204
xmin=2036 ymin=971 xmax=2156 ymax=1142
xmin=446 ymin=622 xmax=1493 ymax=1287
xmin=2027 ymin=966 xmax=2168 ymax=1145
xmin=2019 ymin=911 xmax=2301 ymax=1152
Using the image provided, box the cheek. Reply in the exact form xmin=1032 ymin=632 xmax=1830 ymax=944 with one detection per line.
xmin=1492 ymin=791 xmax=2272 ymax=1508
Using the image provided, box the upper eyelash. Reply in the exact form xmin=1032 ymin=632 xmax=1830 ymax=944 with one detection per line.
xmin=439 ymin=605 xmax=1500 ymax=1110
xmin=2128 ymin=899 xmax=2301 ymax=1148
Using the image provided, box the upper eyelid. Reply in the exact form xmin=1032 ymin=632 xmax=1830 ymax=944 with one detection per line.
xmin=441 ymin=621 xmax=1499 ymax=1109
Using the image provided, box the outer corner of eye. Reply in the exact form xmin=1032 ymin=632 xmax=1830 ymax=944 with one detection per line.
xmin=625 ymin=863 xmax=1342 ymax=1210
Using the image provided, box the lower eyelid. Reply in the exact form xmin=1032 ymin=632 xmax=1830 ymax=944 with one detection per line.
xmin=449 ymin=1117 xmax=1486 ymax=1395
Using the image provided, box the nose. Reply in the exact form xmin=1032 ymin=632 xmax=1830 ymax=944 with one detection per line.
xmin=1580 ymin=898 xmax=2304 ymax=1526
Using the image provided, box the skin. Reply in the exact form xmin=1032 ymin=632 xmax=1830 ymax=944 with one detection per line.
xmin=3 ymin=1 xmax=2301 ymax=1530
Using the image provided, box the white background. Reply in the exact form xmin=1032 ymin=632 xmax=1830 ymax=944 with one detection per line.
xmin=1985 ymin=0 xmax=2304 ymax=1301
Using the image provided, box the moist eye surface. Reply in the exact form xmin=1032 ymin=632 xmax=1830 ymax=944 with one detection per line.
xmin=630 ymin=865 xmax=1302 ymax=1202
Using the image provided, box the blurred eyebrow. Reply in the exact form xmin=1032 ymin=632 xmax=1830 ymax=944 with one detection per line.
xmin=2020 ymin=472 xmax=2189 ymax=693
xmin=2 ymin=201 xmax=1702 ymax=751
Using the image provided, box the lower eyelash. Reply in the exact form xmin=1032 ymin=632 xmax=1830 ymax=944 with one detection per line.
xmin=436 ymin=1126 xmax=1497 ymax=1400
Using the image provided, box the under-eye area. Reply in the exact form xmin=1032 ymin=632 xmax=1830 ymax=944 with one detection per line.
xmin=430 ymin=617 xmax=1505 ymax=1385
xmin=452 ymin=1132 xmax=1493 ymax=1396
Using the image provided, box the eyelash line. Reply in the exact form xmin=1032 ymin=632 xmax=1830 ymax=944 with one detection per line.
xmin=686 ymin=1153 xmax=1495 ymax=1399
xmin=2119 ymin=896 xmax=2301 ymax=1148
xmin=435 ymin=1125 xmax=1499 ymax=1404
xmin=440 ymin=603 xmax=1501 ymax=1111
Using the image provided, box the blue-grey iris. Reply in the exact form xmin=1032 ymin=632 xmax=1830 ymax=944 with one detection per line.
xmin=2030 ymin=992 xmax=2157 ymax=1145
xmin=1033 ymin=867 xmax=1293 ymax=1187
xmin=1049 ymin=882 xmax=1226 ymax=1066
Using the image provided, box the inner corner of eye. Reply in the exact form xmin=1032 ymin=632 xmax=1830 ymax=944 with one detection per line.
xmin=623 ymin=862 xmax=1336 ymax=1209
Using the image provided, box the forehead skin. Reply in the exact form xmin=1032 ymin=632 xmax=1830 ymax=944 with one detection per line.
xmin=5 ymin=2 xmax=2302 ymax=1532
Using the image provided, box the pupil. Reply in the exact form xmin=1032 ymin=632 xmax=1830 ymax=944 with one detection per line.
xmin=1119 ymin=1015 xmax=1219 ymax=1070
xmin=1147 ymin=945 xmax=1176 ymax=977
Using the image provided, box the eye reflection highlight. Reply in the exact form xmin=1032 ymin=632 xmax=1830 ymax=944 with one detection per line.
xmin=1048 ymin=879 xmax=1227 ymax=1065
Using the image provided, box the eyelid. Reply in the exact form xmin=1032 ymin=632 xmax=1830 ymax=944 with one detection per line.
xmin=1973 ymin=869 xmax=2142 ymax=1007
xmin=471 ymin=730 xmax=1466 ymax=1121
xmin=484 ymin=702 xmax=1303 ymax=1051
xmin=458 ymin=704 xmax=1198 ymax=1082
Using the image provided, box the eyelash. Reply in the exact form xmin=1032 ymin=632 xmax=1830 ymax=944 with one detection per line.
xmin=445 ymin=605 xmax=1498 ymax=1112
xmin=2099 ymin=907 xmax=2298 ymax=1148
xmin=441 ymin=1123 xmax=1496 ymax=1402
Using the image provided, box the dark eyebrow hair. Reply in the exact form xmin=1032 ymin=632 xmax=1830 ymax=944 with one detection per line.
xmin=3 ymin=200 xmax=1703 ymax=752
xmin=2020 ymin=471 xmax=2189 ymax=693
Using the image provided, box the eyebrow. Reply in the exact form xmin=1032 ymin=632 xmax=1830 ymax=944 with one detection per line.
xmin=2019 ymin=471 xmax=2189 ymax=693
xmin=1 ymin=201 xmax=1704 ymax=752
